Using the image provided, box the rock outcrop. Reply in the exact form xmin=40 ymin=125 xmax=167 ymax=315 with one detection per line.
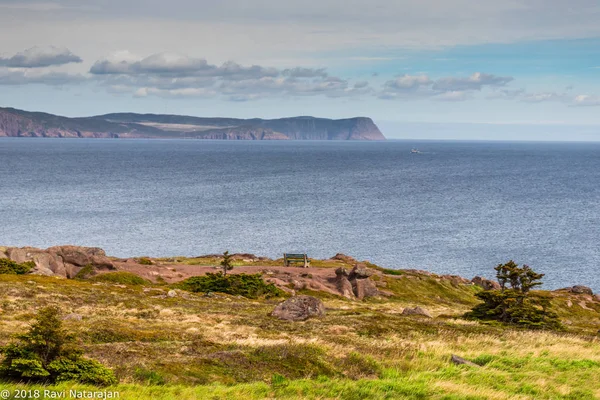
xmin=471 ymin=276 xmax=501 ymax=291
xmin=2 ymin=245 xmax=115 ymax=278
xmin=568 ymin=285 xmax=594 ymax=295
xmin=334 ymin=265 xmax=379 ymax=300
xmin=271 ymin=295 xmax=326 ymax=321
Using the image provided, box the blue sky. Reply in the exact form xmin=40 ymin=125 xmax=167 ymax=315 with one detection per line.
xmin=1 ymin=0 xmax=600 ymax=139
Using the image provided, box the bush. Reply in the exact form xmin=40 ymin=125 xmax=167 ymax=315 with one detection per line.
xmin=176 ymin=273 xmax=284 ymax=299
xmin=74 ymin=264 xmax=95 ymax=280
xmin=0 ymin=259 xmax=34 ymax=275
xmin=137 ymin=257 xmax=153 ymax=265
xmin=89 ymin=272 xmax=149 ymax=286
xmin=465 ymin=261 xmax=562 ymax=330
xmin=0 ymin=306 xmax=117 ymax=386
xmin=48 ymin=356 xmax=117 ymax=386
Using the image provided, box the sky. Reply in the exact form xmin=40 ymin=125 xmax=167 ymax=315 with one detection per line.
xmin=1 ymin=0 xmax=600 ymax=140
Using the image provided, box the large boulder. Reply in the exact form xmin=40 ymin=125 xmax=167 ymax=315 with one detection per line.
xmin=48 ymin=246 xmax=113 ymax=269
xmin=271 ymin=295 xmax=326 ymax=321
xmin=7 ymin=247 xmax=32 ymax=264
xmin=352 ymin=278 xmax=379 ymax=300
xmin=402 ymin=306 xmax=433 ymax=318
xmin=336 ymin=275 xmax=354 ymax=299
xmin=471 ymin=276 xmax=501 ymax=291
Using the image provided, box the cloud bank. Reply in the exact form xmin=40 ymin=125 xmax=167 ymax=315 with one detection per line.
xmin=0 ymin=46 xmax=82 ymax=68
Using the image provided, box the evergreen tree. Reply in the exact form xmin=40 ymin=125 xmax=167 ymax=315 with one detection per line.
xmin=466 ymin=261 xmax=562 ymax=330
xmin=220 ymin=250 xmax=234 ymax=276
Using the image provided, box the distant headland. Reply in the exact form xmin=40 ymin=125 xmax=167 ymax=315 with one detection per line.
xmin=0 ymin=107 xmax=386 ymax=140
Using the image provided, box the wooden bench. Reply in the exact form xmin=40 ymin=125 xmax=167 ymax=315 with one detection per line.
xmin=283 ymin=253 xmax=309 ymax=268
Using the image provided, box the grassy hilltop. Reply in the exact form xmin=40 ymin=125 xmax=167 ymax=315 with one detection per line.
xmin=1 ymin=254 xmax=600 ymax=399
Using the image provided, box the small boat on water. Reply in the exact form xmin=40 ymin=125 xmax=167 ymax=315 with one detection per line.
xmin=410 ymin=148 xmax=421 ymax=154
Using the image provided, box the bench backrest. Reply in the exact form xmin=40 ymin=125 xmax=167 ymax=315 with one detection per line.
xmin=285 ymin=253 xmax=306 ymax=259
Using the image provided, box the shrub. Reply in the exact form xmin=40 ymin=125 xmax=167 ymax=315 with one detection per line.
xmin=465 ymin=261 xmax=562 ymax=330
xmin=0 ymin=306 xmax=117 ymax=386
xmin=220 ymin=250 xmax=234 ymax=276
xmin=176 ymin=273 xmax=283 ymax=299
xmin=89 ymin=272 xmax=149 ymax=286
xmin=137 ymin=257 xmax=153 ymax=265
xmin=0 ymin=259 xmax=34 ymax=275
xmin=74 ymin=264 xmax=95 ymax=280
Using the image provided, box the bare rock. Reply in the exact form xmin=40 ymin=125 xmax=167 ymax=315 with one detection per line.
xmin=336 ymin=275 xmax=354 ymax=299
xmin=335 ymin=267 xmax=349 ymax=277
xmin=7 ymin=248 xmax=30 ymax=264
xmin=471 ymin=276 xmax=501 ymax=291
xmin=167 ymin=290 xmax=177 ymax=298
xmin=352 ymin=278 xmax=379 ymax=300
xmin=349 ymin=264 xmax=374 ymax=279
xmin=450 ymin=355 xmax=479 ymax=367
xmin=330 ymin=253 xmax=357 ymax=264
xmin=441 ymin=275 xmax=471 ymax=286
xmin=570 ymin=285 xmax=594 ymax=295
xmin=593 ymin=294 xmax=600 ymax=302
xmin=402 ymin=306 xmax=433 ymax=318
xmin=32 ymin=252 xmax=67 ymax=277
xmin=271 ymin=295 xmax=326 ymax=321
xmin=291 ymin=280 xmax=307 ymax=291
xmin=47 ymin=246 xmax=113 ymax=268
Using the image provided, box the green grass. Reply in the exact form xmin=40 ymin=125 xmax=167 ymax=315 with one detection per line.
xmin=2 ymin=270 xmax=600 ymax=399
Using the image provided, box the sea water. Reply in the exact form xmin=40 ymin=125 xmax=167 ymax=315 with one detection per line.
xmin=1 ymin=138 xmax=599 ymax=290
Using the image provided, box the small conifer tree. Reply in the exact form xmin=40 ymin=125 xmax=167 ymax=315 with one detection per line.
xmin=466 ymin=261 xmax=562 ymax=330
xmin=220 ymin=250 xmax=234 ymax=276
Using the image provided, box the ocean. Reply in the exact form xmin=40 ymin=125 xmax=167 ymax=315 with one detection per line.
xmin=1 ymin=138 xmax=599 ymax=290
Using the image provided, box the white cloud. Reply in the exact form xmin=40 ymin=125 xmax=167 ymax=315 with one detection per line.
xmin=0 ymin=46 xmax=82 ymax=68
xmin=432 ymin=72 xmax=513 ymax=92
xmin=573 ymin=94 xmax=600 ymax=106
xmin=433 ymin=91 xmax=471 ymax=102
xmin=379 ymin=72 xmax=513 ymax=101
xmin=0 ymin=69 xmax=85 ymax=85
xmin=88 ymin=52 xmax=371 ymax=100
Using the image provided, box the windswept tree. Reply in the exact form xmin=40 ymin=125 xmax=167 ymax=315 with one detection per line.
xmin=220 ymin=250 xmax=234 ymax=276
xmin=466 ymin=261 xmax=562 ymax=330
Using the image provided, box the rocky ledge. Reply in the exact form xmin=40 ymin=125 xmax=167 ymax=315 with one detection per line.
xmin=0 ymin=245 xmax=115 ymax=278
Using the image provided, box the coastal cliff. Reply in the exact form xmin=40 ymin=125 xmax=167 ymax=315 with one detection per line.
xmin=0 ymin=107 xmax=386 ymax=140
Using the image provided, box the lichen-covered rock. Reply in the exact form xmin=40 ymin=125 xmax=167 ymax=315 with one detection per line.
xmin=271 ymin=295 xmax=325 ymax=321
xmin=402 ymin=306 xmax=433 ymax=318
xmin=471 ymin=276 xmax=501 ymax=291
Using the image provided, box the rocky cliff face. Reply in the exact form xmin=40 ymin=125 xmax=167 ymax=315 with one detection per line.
xmin=0 ymin=107 xmax=386 ymax=140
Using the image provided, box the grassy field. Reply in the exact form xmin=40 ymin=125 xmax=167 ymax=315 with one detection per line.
xmin=1 ymin=263 xmax=600 ymax=399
